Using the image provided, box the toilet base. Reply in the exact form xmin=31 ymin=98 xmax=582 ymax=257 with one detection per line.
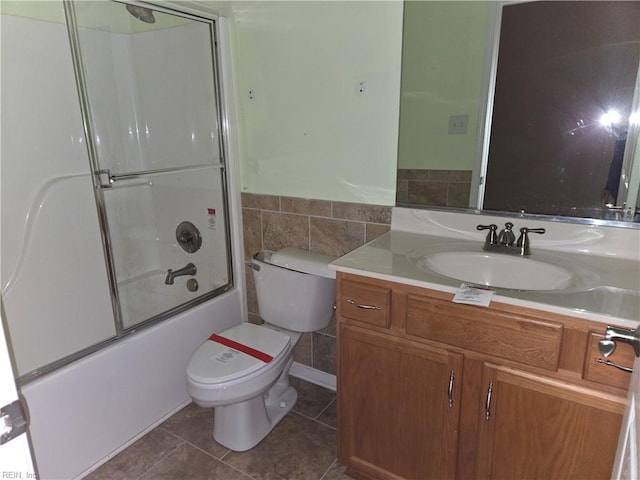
xmin=212 ymin=359 xmax=298 ymax=451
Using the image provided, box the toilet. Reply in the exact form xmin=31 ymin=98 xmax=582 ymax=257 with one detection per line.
xmin=186 ymin=247 xmax=337 ymax=451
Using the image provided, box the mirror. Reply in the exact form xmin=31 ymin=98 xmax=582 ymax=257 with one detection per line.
xmin=397 ymin=1 xmax=640 ymax=226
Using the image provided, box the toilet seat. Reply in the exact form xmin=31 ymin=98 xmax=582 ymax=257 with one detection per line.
xmin=187 ymin=323 xmax=291 ymax=385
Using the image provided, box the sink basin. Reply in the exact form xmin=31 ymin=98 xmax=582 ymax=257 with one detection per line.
xmin=408 ymin=251 xmax=575 ymax=291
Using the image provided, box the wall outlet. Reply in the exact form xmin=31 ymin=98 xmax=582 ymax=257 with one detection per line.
xmin=448 ymin=114 xmax=468 ymax=134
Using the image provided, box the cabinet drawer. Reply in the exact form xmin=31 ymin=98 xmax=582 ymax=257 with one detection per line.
xmin=405 ymin=294 xmax=563 ymax=370
xmin=583 ymin=331 xmax=633 ymax=389
xmin=340 ymin=280 xmax=391 ymax=328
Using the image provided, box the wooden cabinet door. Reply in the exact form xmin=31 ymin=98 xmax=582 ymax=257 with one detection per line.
xmin=339 ymin=325 xmax=463 ymax=480
xmin=475 ymin=363 xmax=626 ymax=480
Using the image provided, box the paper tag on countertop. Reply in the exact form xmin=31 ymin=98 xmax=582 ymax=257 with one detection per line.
xmin=452 ymin=283 xmax=494 ymax=307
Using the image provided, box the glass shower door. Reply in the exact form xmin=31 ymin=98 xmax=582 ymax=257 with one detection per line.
xmin=67 ymin=1 xmax=233 ymax=329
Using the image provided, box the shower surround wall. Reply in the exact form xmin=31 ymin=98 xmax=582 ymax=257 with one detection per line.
xmin=3 ymin=6 xmax=232 ymax=378
xmin=1 ymin=12 xmax=116 ymax=377
xmin=2 ymin=7 xmax=245 ymax=479
xmin=241 ymin=193 xmax=391 ymax=378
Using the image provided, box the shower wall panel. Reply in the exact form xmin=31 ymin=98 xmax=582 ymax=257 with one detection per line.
xmin=77 ymin=20 xmax=221 ymax=175
xmin=122 ymin=24 xmax=221 ymax=171
xmin=1 ymin=12 xmax=116 ymax=376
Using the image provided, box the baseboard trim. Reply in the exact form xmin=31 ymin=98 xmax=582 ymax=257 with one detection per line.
xmin=290 ymin=362 xmax=336 ymax=391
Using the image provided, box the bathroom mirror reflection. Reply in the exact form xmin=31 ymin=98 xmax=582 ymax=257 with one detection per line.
xmin=397 ymin=1 xmax=640 ymax=225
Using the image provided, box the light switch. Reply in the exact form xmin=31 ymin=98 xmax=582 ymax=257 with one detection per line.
xmin=448 ymin=115 xmax=468 ymax=134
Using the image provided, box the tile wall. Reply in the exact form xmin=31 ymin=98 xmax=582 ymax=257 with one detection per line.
xmin=241 ymin=193 xmax=392 ymax=376
xmin=396 ymin=168 xmax=472 ymax=207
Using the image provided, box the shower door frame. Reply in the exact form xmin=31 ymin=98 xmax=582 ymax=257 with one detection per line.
xmin=17 ymin=0 xmax=235 ymax=385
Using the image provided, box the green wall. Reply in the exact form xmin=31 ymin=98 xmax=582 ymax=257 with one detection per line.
xmin=230 ymin=1 xmax=403 ymax=205
xmin=397 ymin=1 xmax=489 ymax=171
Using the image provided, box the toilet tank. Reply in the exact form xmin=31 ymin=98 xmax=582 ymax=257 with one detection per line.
xmin=251 ymin=248 xmax=337 ymax=332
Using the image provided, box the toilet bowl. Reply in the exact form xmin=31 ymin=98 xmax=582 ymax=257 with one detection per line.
xmin=186 ymin=247 xmax=336 ymax=451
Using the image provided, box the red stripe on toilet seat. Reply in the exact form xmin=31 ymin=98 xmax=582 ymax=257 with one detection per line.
xmin=208 ymin=334 xmax=274 ymax=363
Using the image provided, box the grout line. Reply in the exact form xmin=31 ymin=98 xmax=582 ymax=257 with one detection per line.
xmin=249 ymin=203 xmax=392 ymax=225
xmin=289 ymin=409 xmax=336 ymax=431
xmin=319 ymin=458 xmax=341 ymax=480
xmin=158 ymin=427 xmax=253 ymax=479
xmin=133 ymin=440 xmax=184 ymax=480
xmin=158 ymin=427 xmax=222 ymax=459
xmin=259 ymin=209 xmax=264 ymax=252
xmin=314 ymin=397 xmax=336 ymax=421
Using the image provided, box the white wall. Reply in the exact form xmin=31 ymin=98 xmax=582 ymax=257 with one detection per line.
xmin=231 ymin=1 xmax=403 ymax=206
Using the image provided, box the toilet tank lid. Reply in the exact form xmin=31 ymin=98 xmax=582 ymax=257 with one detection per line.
xmin=266 ymin=247 xmax=337 ymax=279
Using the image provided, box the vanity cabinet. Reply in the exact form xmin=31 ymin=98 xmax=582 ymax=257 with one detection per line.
xmin=340 ymin=326 xmax=462 ymax=479
xmin=336 ymin=273 xmax=632 ymax=480
xmin=474 ymin=364 xmax=623 ymax=479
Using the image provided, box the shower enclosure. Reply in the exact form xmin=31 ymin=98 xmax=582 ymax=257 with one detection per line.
xmin=2 ymin=0 xmax=233 ymax=382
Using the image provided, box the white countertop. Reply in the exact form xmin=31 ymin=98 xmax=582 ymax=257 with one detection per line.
xmin=330 ymin=228 xmax=640 ymax=329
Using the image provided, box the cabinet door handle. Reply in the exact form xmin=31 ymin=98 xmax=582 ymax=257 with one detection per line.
xmin=485 ymin=382 xmax=494 ymax=421
xmin=345 ymin=298 xmax=381 ymax=311
xmin=448 ymin=370 xmax=455 ymax=408
xmin=596 ymin=358 xmax=633 ymax=373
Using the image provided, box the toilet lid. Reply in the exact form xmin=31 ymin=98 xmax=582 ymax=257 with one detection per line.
xmin=187 ymin=323 xmax=291 ymax=384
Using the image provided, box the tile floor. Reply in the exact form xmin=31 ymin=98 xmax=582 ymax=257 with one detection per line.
xmin=84 ymin=377 xmax=349 ymax=480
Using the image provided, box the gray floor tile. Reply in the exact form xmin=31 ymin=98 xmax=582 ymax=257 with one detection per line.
xmin=159 ymin=403 xmax=229 ymax=459
xmin=316 ymin=399 xmax=337 ymax=429
xmin=140 ymin=443 xmax=251 ymax=480
xmin=85 ymin=428 xmax=183 ymax=480
xmin=223 ymin=412 xmax=337 ymax=480
xmin=321 ymin=460 xmax=351 ymax=480
xmin=290 ymin=377 xmax=336 ymax=420
xmin=89 ymin=378 xmax=340 ymax=480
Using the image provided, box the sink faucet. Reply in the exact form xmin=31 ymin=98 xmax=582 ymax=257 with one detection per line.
xmin=477 ymin=223 xmax=545 ymax=256
xmin=165 ymin=263 xmax=197 ymax=285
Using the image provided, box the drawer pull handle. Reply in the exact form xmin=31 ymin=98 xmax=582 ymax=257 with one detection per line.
xmin=485 ymin=381 xmax=494 ymax=421
xmin=448 ymin=370 xmax=455 ymax=408
xmin=346 ymin=298 xmax=381 ymax=311
xmin=596 ymin=358 xmax=632 ymax=373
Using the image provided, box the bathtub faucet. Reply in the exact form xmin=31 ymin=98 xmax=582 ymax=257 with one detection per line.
xmin=165 ymin=263 xmax=197 ymax=285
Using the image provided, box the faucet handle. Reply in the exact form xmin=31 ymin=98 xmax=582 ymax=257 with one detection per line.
xmin=477 ymin=224 xmax=498 ymax=246
xmin=516 ymin=227 xmax=546 ymax=255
